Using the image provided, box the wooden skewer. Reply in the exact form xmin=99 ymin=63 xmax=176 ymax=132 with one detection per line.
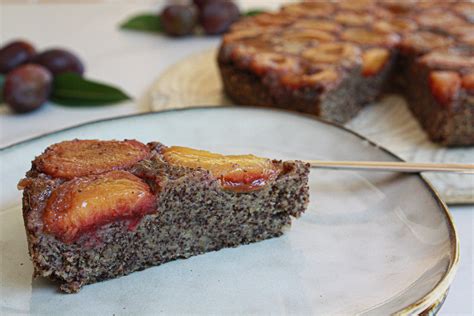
xmin=305 ymin=160 xmax=474 ymax=174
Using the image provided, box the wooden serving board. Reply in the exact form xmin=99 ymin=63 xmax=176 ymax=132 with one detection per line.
xmin=150 ymin=49 xmax=474 ymax=204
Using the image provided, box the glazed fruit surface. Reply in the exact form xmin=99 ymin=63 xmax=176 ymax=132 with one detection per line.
xmin=34 ymin=139 xmax=150 ymax=179
xmin=162 ymin=146 xmax=280 ymax=192
xmin=43 ymin=170 xmax=156 ymax=243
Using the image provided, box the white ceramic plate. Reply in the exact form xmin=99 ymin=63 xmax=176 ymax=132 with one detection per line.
xmin=150 ymin=49 xmax=474 ymax=204
xmin=0 ymin=107 xmax=458 ymax=315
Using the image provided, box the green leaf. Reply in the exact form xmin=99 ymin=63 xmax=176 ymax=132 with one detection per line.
xmin=51 ymin=73 xmax=131 ymax=106
xmin=0 ymin=75 xmax=4 ymax=103
xmin=242 ymin=9 xmax=266 ymax=17
xmin=120 ymin=13 xmax=163 ymax=33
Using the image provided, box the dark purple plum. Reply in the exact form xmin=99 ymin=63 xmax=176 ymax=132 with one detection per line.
xmin=200 ymin=1 xmax=240 ymax=35
xmin=193 ymin=0 xmax=224 ymax=11
xmin=0 ymin=40 xmax=36 ymax=74
xmin=33 ymin=49 xmax=84 ymax=76
xmin=161 ymin=4 xmax=198 ymax=37
xmin=3 ymin=64 xmax=52 ymax=113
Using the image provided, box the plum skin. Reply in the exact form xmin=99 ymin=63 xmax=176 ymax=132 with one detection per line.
xmin=161 ymin=5 xmax=198 ymax=37
xmin=32 ymin=48 xmax=85 ymax=76
xmin=3 ymin=64 xmax=53 ymax=113
xmin=0 ymin=40 xmax=37 ymax=74
xmin=200 ymin=1 xmax=240 ymax=35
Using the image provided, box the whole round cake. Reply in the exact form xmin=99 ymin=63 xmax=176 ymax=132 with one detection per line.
xmin=217 ymin=1 xmax=474 ymax=146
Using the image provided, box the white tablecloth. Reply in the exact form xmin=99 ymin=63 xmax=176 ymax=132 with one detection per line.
xmin=1 ymin=2 xmax=472 ymax=314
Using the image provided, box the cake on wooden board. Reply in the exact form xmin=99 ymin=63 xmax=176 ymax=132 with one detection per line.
xmin=18 ymin=139 xmax=310 ymax=293
xmin=217 ymin=0 xmax=474 ymax=146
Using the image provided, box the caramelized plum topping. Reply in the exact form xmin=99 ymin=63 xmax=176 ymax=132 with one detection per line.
xmin=162 ymin=146 xmax=280 ymax=192
xmin=249 ymin=13 xmax=291 ymax=28
xmin=337 ymin=0 xmax=375 ymax=11
xmin=341 ymin=28 xmax=400 ymax=47
xmin=429 ymin=71 xmax=461 ymax=107
xmin=35 ymin=139 xmax=150 ymax=179
xmin=362 ymin=48 xmax=390 ymax=76
xmin=282 ymin=29 xmax=335 ymax=43
xmin=291 ymin=20 xmax=342 ymax=33
xmin=282 ymin=2 xmax=335 ymax=17
xmin=448 ymin=25 xmax=474 ymax=37
xmin=249 ymin=53 xmax=300 ymax=75
xmin=373 ymin=18 xmax=417 ymax=33
xmin=416 ymin=9 xmax=466 ymax=30
xmin=419 ymin=49 xmax=474 ymax=70
xmin=400 ymin=31 xmax=453 ymax=54
xmin=462 ymin=73 xmax=474 ymax=93
xmin=43 ymin=170 xmax=155 ymax=243
xmin=302 ymin=43 xmax=361 ymax=68
xmin=281 ymin=67 xmax=341 ymax=89
xmin=453 ymin=2 xmax=474 ymax=22
xmin=222 ymin=28 xmax=264 ymax=43
xmin=381 ymin=1 xmax=417 ymax=14
xmin=335 ymin=11 xmax=373 ymax=26
xmin=300 ymin=68 xmax=340 ymax=86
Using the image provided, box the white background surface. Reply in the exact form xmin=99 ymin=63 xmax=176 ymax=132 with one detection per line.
xmin=0 ymin=1 xmax=472 ymax=314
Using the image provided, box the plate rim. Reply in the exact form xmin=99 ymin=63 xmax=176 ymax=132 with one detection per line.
xmin=0 ymin=106 xmax=460 ymax=315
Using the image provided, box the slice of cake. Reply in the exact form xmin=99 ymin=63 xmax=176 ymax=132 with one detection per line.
xmin=18 ymin=139 xmax=309 ymax=293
